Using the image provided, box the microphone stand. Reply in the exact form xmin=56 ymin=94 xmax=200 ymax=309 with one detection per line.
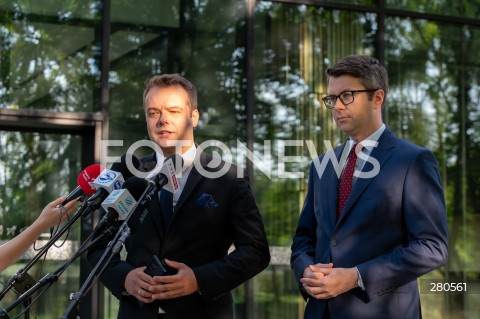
xmin=60 ymin=178 xmax=163 ymax=319
xmin=0 ymin=225 xmax=118 ymax=319
xmin=0 ymin=193 xmax=105 ymax=318
xmin=8 ymin=272 xmax=35 ymax=319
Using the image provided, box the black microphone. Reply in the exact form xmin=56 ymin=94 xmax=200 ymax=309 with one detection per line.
xmin=110 ymin=154 xmax=141 ymax=180
xmin=129 ymin=154 xmax=184 ymax=232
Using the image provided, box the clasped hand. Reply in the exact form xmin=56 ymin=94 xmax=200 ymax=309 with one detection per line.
xmin=300 ymin=263 xmax=358 ymax=299
xmin=125 ymin=259 xmax=199 ymax=303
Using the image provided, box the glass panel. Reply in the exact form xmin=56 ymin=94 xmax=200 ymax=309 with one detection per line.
xmin=253 ymin=2 xmax=376 ymax=317
xmin=111 ymin=0 xmax=180 ymax=28
xmin=0 ymin=131 xmax=83 ymax=317
xmin=386 ymin=0 xmax=479 ymax=19
xmin=106 ymin=0 xmax=246 ymax=159
xmin=0 ymin=0 xmax=101 ymax=111
xmin=385 ymin=17 xmax=480 ymax=318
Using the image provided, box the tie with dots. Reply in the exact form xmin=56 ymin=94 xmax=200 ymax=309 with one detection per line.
xmin=337 ymin=143 xmax=357 ymax=219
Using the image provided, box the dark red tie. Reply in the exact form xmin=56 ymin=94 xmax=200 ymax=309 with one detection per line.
xmin=337 ymin=143 xmax=357 ymax=218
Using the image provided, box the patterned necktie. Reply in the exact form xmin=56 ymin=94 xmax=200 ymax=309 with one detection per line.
xmin=159 ymin=189 xmax=174 ymax=228
xmin=337 ymin=143 xmax=358 ymax=218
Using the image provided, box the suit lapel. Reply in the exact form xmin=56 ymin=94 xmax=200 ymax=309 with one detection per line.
xmin=336 ymin=129 xmax=396 ymax=225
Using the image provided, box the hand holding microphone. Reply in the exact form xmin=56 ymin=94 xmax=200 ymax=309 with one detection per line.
xmin=0 ymin=155 xmax=141 ymax=305
xmin=37 ymin=196 xmax=78 ymax=229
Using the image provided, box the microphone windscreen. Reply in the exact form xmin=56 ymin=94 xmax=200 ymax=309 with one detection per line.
xmin=110 ymin=154 xmax=140 ymax=180
xmin=122 ymin=176 xmax=149 ymax=201
xmin=78 ymin=164 xmax=105 ymax=195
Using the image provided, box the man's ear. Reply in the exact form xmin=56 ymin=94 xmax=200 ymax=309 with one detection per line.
xmin=191 ymin=109 xmax=199 ymax=128
xmin=373 ymin=89 xmax=385 ymax=110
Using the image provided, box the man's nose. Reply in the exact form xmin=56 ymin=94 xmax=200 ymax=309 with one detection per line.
xmin=333 ymin=98 xmax=347 ymax=110
xmin=157 ymin=111 xmax=169 ymax=125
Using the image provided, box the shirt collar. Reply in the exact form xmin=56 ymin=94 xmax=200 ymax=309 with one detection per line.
xmin=362 ymin=124 xmax=385 ymax=148
xmin=347 ymin=123 xmax=385 ymax=150
xmin=155 ymin=144 xmax=197 ymax=172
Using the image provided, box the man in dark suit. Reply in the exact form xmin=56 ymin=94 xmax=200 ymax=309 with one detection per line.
xmin=290 ymin=55 xmax=448 ymax=319
xmin=88 ymin=74 xmax=270 ymax=318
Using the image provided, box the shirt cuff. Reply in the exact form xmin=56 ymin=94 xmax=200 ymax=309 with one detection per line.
xmin=355 ymin=267 xmax=365 ymax=290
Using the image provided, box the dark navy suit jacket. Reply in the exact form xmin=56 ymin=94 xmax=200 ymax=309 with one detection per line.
xmin=291 ymin=128 xmax=448 ymax=319
xmin=88 ymin=151 xmax=270 ymax=319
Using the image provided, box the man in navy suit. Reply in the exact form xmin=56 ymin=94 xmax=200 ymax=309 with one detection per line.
xmin=88 ymin=74 xmax=270 ymax=318
xmin=290 ymin=55 xmax=448 ymax=319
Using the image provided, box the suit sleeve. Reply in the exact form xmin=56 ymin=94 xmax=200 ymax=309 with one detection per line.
xmin=191 ymin=174 xmax=270 ymax=300
xmin=357 ymin=149 xmax=448 ymax=301
xmin=290 ymin=162 xmax=318 ymax=299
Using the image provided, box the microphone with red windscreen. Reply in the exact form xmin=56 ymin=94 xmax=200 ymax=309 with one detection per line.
xmin=61 ymin=164 xmax=105 ymax=206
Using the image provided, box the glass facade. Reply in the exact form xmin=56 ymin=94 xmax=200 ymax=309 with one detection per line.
xmin=0 ymin=131 xmax=84 ymax=318
xmin=384 ymin=16 xmax=480 ymax=318
xmin=1 ymin=0 xmax=479 ymax=318
xmin=0 ymin=0 xmax=101 ymax=112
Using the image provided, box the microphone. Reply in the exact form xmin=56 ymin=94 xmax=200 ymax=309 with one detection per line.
xmin=114 ymin=177 xmax=149 ymax=233
xmin=89 ymin=153 xmax=140 ymax=205
xmin=126 ymin=155 xmax=184 ymax=232
xmin=61 ymin=164 xmax=104 ymax=205
xmin=89 ymin=155 xmax=141 ymax=234
xmin=145 ymin=154 xmax=183 ymax=193
xmin=95 ymin=155 xmax=184 ymax=236
xmin=101 ymin=177 xmax=146 ymax=222
xmin=73 ymin=167 xmax=127 ymax=222
xmin=86 ymin=167 xmax=126 ymax=205
xmin=88 ymin=178 xmax=148 ymax=255
xmin=0 ymin=166 xmax=127 ymax=305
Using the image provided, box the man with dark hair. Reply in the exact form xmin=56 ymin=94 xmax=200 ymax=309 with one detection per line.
xmin=291 ymin=55 xmax=448 ymax=319
xmin=88 ymin=73 xmax=270 ymax=319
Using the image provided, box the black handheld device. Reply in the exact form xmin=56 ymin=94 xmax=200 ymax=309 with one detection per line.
xmin=144 ymin=255 xmax=176 ymax=277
